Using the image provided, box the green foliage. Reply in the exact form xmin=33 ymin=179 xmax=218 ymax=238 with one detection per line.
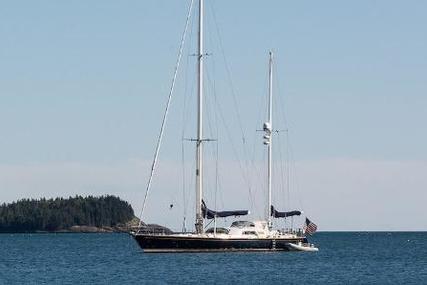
xmin=0 ymin=195 xmax=134 ymax=233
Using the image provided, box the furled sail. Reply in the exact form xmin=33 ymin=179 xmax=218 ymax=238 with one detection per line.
xmin=270 ymin=205 xmax=301 ymax=218
xmin=202 ymin=200 xmax=248 ymax=219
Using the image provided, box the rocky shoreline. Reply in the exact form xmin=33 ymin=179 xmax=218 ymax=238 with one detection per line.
xmin=0 ymin=218 xmax=173 ymax=234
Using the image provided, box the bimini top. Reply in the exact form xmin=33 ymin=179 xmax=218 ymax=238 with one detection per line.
xmin=202 ymin=200 xmax=249 ymax=219
xmin=271 ymin=205 xmax=302 ymax=218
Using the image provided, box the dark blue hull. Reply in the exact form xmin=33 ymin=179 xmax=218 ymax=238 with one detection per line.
xmin=133 ymin=234 xmax=308 ymax=252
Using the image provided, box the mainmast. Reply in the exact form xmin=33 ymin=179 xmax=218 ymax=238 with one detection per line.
xmin=264 ymin=51 xmax=274 ymax=228
xmin=195 ymin=0 xmax=204 ymax=234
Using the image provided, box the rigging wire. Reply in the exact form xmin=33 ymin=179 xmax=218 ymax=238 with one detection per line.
xmin=204 ymin=60 xmax=226 ymax=210
xmin=205 ymin=68 xmax=253 ymax=210
xmin=285 ymin=131 xmax=291 ymax=210
xmin=208 ymin=2 xmax=255 ymax=209
xmin=272 ymin=60 xmax=293 ymax=228
xmin=277 ymin=130 xmax=291 ymax=228
xmin=274 ymin=61 xmax=306 ymax=226
xmin=181 ymin=140 xmax=186 ymax=232
xmin=271 ymin=75 xmax=290 ymax=214
xmin=277 ymin=131 xmax=286 ymax=207
xmin=138 ymin=0 xmax=195 ymax=228
xmin=209 ymin=2 xmax=246 ymax=145
xmin=202 ymin=49 xmax=222 ymax=210
xmin=180 ymin=4 xmax=197 ymax=233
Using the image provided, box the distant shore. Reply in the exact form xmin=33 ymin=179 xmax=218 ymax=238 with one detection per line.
xmin=0 ymin=194 xmax=175 ymax=234
xmin=0 ymin=221 xmax=173 ymax=234
xmin=0 ymin=195 xmax=138 ymax=234
xmin=0 ymin=225 xmax=133 ymax=234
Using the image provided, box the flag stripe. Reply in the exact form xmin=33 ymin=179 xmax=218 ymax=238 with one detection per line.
xmin=305 ymin=218 xmax=318 ymax=235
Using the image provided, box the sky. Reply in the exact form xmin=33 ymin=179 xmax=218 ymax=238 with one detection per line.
xmin=1 ymin=0 xmax=426 ymax=231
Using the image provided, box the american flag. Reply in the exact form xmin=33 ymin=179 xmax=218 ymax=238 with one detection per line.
xmin=305 ymin=218 xmax=318 ymax=235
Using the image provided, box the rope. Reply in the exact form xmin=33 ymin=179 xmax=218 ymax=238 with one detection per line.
xmin=138 ymin=0 xmax=195 ymax=229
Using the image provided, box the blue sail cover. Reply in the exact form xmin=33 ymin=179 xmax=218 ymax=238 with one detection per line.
xmin=202 ymin=201 xmax=248 ymax=219
xmin=271 ymin=205 xmax=301 ymax=218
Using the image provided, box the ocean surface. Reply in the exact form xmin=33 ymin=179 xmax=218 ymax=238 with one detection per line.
xmin=0 ymin=232 xmax=426 ymax=284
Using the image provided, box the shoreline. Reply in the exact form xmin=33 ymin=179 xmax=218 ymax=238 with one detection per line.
xmin=0 ymin=225 xmax=133 ymax=234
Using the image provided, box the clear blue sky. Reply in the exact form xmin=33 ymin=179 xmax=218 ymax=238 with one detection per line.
xmin=1 ymin=1 xmax=426 ymax=230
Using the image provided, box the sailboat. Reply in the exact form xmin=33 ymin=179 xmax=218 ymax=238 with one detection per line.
xmin=133 ymin=0 xmax=318 ymax=253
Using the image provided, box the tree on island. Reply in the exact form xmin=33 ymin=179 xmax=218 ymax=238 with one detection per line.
xmin=0 ymin=195 xmax=135 ymax=233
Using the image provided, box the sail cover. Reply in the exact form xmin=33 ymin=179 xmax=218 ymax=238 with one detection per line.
xmin=202 ymin=201 xmax=248 ymax=219
xmin=271 ymin=205 xmax=301 ymax=218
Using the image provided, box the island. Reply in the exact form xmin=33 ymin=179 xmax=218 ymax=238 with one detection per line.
xmin=0 ymin=195 xmax=171 ymax=234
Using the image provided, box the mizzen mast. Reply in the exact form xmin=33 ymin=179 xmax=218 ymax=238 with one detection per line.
xmin=264 ymin=51 xmax=274 ymax=228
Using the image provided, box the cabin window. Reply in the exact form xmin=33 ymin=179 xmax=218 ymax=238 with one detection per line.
xmin=230 ymin=221 xmax=255 ymax=228
xmin=205 ymin=227 xmax=229 ymax=234
xmin=243 ymin=231 xmax=257 ymax=235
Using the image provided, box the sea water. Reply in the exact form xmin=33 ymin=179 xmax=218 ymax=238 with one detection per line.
xmin=0 ymin=232 xmax=426 ymax=284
